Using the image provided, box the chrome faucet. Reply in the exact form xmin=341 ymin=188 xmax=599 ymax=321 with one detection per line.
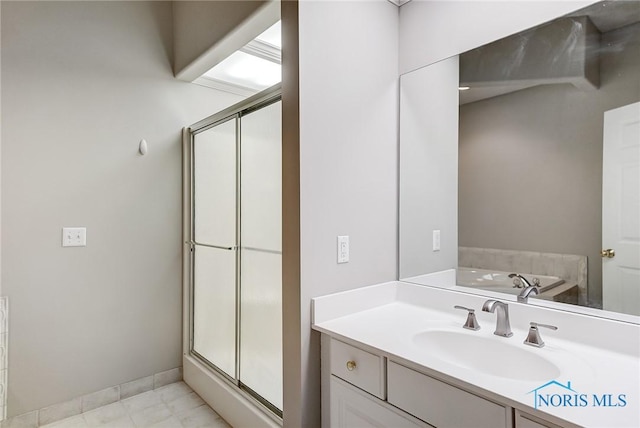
xmin=482 ymin=300 xmax=513 ymax=337
xmin=508 ymin=273 xmax=532 ymax=288
xmin=518 ymin=286 xmax=539 ymax=303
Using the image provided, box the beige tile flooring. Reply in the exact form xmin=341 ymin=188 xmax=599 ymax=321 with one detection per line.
xmin=40 ymin=382 xmax=230 ymax=428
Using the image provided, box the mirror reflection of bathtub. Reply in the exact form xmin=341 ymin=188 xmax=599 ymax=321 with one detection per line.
xmin=456 ymin=247 xmax=586 ymax=305
xmin=455 ymin=267 xmax=577 ymax=303
xmin=405 ymin=265 xmax=580 ymax=305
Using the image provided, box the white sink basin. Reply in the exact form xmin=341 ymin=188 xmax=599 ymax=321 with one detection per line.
xmin=413 ymin=330 xmax=561 ymax=381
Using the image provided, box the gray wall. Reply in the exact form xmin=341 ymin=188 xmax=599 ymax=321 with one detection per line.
xmin=458 ymin=23 xmax=640 ymax=307
xmin=399 ymin=57 xmax=459 ymax=279
xmin=172 ymin=1 xmax=277 ymax=81
xmin=1 ymin=1 xmax=241 ymax=415
xmin=172 ymin=0 xmax=267 ymax=76
xmin=297 ymin=1 xmax=399 ymax=426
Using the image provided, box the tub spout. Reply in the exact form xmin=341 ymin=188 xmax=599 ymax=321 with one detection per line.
xmin=508 ymin=273 xmax=532 ymax=288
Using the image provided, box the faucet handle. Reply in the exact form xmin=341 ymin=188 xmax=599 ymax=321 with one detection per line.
xmin=524 ymin=322 xmax=558 ymax=348
xmin=531 ymin=322 xmax=557 ymax=330
xmin=454 ymin=305 xmax=481 ymax=331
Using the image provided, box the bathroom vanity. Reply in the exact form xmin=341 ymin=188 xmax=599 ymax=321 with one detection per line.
xmin=312 ymin=280 xmax=639 ymax=428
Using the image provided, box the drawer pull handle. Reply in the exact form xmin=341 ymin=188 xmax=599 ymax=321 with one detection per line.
xmin=346 ymin=360 xmax=357 ymax=371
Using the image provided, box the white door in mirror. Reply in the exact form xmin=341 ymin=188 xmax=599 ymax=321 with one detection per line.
xmin=602 ymin=102 xmax=640 ymax=315
xmin=62 ymin=227 xmax=86 ymax=247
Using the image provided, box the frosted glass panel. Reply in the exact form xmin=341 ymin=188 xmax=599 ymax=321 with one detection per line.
xmin=240 ymin=100 xmax=282 ymax=410
xmin=241 ymin=101 xmax=282 ymax=251
xmin=193 ymin=119 xmax=236 ymax=246
xmin=189 ymin=96 xmax=282 ymax=414
xmin=193 ymin=246 xmax=236 ymax=378
xmin=240 ymin=250 xmax=282 ymax=410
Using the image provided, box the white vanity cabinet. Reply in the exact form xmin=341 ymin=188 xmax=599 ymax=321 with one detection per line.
xmin=330 ymin=377 xmax=428 ymax=428
xmin=324 ymin=336 xmax=564 ymax=428
xmin=325 ymin=337 xmax=429 ymax=428
xmin=313 ymin=281 xmax=638 ymax=428
xmin=387 ymin=361 xmax=510 ymax=428
xmin=325 ymin=336 xmax=507 ymax=428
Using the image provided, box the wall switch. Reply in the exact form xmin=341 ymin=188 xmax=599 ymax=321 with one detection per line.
xmin=62 ymin=227 xmax=86 ymax=247
xmin=432 ymin=230 xmax=441 ymax=252
xmin=337 ymin=235 xmax=349 ymax=264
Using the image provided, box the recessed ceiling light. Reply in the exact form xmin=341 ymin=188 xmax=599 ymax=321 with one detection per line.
xmin=199 ymin=20 xmax=282 ymax=94
xmin=204 ymin=51 xmax=281 ymax=91
xmin=459 ymin=86 xmax=471 ymax=91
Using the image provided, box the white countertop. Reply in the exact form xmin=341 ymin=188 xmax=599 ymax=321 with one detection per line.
xmin=312 ymin=280 xmax=640 ymax=428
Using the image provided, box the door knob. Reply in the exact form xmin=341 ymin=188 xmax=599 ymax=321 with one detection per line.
xmin=601 ymin=249 xmax=615 ymax=258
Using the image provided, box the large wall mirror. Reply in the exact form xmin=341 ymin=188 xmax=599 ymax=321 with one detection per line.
xmin=399 ymin=1 xmax=640 ymax=318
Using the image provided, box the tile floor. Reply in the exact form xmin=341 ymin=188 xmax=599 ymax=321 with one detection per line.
xmin=40 ymin=382 xmax=230 ymax=428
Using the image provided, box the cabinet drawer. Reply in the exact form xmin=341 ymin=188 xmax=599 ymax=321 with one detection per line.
xmin=387 ymin=361 xmax=509 ymax=428
xmin=331 ymin=376 xmax=430 ymax=428
xmin=330 ymin=338 xmax=385 ymax=399
xmin=515 ymin=410 xmax=565 ymax=428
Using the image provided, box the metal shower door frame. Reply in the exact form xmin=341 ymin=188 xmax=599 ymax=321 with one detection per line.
xmin=182 ymin=84 xmax=282 ymax=416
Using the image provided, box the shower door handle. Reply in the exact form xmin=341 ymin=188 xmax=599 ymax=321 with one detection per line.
xmin=185 ymin=241 xmax=237 ymax=251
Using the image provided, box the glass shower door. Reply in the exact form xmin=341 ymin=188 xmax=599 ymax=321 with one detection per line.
xmin=192 ymin=117 xmax=238 ymax=379
xmin=187 ymin=90 xmax=282 ymax=415
xmin=239 ymin=101 xmax=282 ymax=411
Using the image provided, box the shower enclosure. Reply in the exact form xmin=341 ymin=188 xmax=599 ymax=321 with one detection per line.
xmin=182 ymin=86 xmax=282 ymax=421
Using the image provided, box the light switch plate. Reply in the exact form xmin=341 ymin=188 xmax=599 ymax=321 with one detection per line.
xmin=62 ymin=227 xmax=86 ymax=247
xmin=432 ymin=230 xmax=441 ymax=252
xmin=337 ymin=235 xmax=349 ymax=263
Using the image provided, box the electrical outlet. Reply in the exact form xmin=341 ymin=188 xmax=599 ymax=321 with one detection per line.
xmin=62 ymin=227 xmax=87 ymax=247
xmin=337 ymin=235 xmax=349 ymax=263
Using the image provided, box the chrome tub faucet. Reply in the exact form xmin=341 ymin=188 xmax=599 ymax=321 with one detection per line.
xmin=508 ymin=273 xmax=532 ymax=288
